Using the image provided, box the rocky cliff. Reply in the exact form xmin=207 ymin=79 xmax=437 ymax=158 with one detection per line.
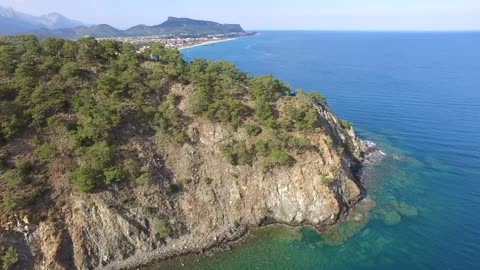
xmin=0 ymin=88 xmax=368 ymax=270
xmin=0 ymin=38 xmax=369 ymax=270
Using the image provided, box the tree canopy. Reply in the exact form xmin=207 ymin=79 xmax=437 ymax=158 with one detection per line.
xmin=0 ymin=35 xmax=331 ymax=202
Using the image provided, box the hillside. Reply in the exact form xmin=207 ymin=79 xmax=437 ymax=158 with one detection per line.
xmin=33 ymin=24 xmax=124 ymax=39
xmin=0 ymin=35 xmax=368 ymax=269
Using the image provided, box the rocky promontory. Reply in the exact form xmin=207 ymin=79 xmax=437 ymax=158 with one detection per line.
xmin=0 ymin=35 xmax=369 ymax=269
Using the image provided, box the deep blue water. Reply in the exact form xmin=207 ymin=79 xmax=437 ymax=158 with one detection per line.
xmin=175 ymin=31 xmax=480 ymax=270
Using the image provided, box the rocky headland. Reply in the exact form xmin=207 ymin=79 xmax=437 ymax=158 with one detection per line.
xmin=0 ymin=35 xmax=374 ymax=269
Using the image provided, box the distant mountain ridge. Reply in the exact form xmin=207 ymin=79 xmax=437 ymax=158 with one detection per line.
xmin=0 ymin=7 xmax=247 ymax=39
xmin=0 ymin=5 xmax=83 ymax=34
xmin=33 ymin=17 xmax=246 ymax=39
xmin=2 ymin=15 xmax=246 ymax=39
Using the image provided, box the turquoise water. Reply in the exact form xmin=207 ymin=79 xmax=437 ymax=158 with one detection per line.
xmin=167 ymin=31 xmax=480 ymax=269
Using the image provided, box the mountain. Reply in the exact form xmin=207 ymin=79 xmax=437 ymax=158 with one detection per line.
xmin=0 ymin=14 xmax=40 ymax=34
xmin=28 ymin=17 xmax=246 ymax=39
xmin=37 ymin=12 xmax=83 ymax=29
xmin=1 ymin=10 xmax=247 ymax=39
xmin=0 ymin=6 xmax=41 ymax=34
xmin=0 ymin=5 xmax=83 ymax=34
xmin=160 ymin=16 xmax=244 ymax=34
xmin=125 ymin=17 xmax=246 ymax=36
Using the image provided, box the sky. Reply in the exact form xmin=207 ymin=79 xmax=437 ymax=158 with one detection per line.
xmin=1 ymin=0 xmax=480 ymax=30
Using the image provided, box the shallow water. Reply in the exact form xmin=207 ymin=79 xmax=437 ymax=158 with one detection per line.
xmin=156 ymin=31 xmax=480 ymax=269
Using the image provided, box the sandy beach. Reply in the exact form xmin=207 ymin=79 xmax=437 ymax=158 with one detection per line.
xmin=178 ymin=37 xmax=239 ymax=50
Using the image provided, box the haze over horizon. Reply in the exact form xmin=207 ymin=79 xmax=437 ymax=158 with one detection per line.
xmin=1 ymin=0 xmax=479 ymax=31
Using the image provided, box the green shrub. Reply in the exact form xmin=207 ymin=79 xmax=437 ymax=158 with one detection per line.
xmin=70 ymin=166 xmax=97 ymax=193
xmin=123 ymin=158 xmax=141 ymax=179
xmin=287 ymin=136 xmax=311 ymax=154
xmin=254 ymin=97 xmax=274 ymax=122
xmin=255 ymin=139 xmax=270 ymax=156
xmin=70 ymin=141 xmax=113 ymax=192
xmin=155 ymin=106 xmax=183 ymax=133
xmin=172 ymin=131 xmax=188 ymax=144
xmin=248 ymin=75 xmax=290 ymax=101
xmin=103 ymin=166 xmax=123 ymax=184
xmin=345 ymin=140 xmax=356 ymax=154
xmin=188 ymin=89 xmax=210 ymax=115
xmin=308 ymin=92 xmax=328 ymax=106
xmin=206 ymin=98 xmax=251 ymax=127
xmin=2 ymin=246 xmax=18 ymax=270
xmin=47 ymin=115 xmax=67 ymax=128
xmin=2 ymin=193 xmax=19 ymax=212
xmin=340 ymin=120 xmax=353 ymax=129
xmin=321 ymin=175 xmax=335 ymax=185
xmin=66 ymin=121 xmax=78 ymax=133
xmin=153 ymin=218 xmax=170 ymax=238
xmin=1 ymin=186 xmax=46 ymax=212
xmin=284 ymin=104 xmax=319 ymax=132
xmin=28 ymin=186 xmax=47 ymax=205
xmin=153 ymin=97 xmax=188 ymax=144
xmin=34 ymin=142 xmax=57 ymax=162
xmin=3 ymin=169 xmax=28 ymax=189
xmin=84 ymin=141 xmax=113 ymax=167
xmin=168 ymin=183 xmax=183 ymax=193
xmin=245 ymin=124 xmax=262 ymax=136
xmin=270 ymin=149 xmax=290 ymax=165
xmin=30 ymin=135 xmax=40 ymax=147
xmin=15 ymin=160 xmax=32 ymax=176
xmin=258 ymin=149 xmax=290 ymax=168
xmin=220 ymin=141 xmax=254 ymax=166
xmin=135 ymin=173 xmax=152 ymax=187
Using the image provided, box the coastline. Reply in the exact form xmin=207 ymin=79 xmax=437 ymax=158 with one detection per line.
xmin=110 ymin=142 xmax=382 ymax=270
xmin=134 ymin=142 xmax=384 ymax=270
xmin=99 ymin=117 xmax=378 ymax=270
xmin=178 ymin=37 xmax=239 ymax=51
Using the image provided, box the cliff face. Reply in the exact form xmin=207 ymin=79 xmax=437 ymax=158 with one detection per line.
xmin=0 ymin=85 xmax=367 ymax=270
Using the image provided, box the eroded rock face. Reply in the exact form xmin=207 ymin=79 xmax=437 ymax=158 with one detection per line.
xmin=0 ymin=99 xmax=367 ymax=270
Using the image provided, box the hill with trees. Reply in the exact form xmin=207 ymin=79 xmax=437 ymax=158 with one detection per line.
xmin=0 ymin=35 xmax=367 ymax=269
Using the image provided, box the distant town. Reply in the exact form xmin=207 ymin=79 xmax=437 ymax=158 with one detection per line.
xmin=98 ymin=32 xmax=253 ymax=50
xmin=0 ymin=8 xmax=255 ymax=48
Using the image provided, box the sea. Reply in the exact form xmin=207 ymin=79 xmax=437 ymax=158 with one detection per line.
xmin=158 ymin=31 xmax=480 ymax=270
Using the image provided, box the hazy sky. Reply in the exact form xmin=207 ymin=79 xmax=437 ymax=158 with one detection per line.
xmin=1 ymin=0 xmax=479 ymax=30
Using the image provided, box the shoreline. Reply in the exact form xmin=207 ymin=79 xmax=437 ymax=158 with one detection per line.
xmin=178 ymin=37 xmax=239 ymax=51
xmin=113 ymin=140 xmax=383 ymax=270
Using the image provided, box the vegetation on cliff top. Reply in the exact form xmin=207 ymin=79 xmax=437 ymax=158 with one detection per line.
xmin=0 ymin=35 xmax=350 ymax=216
xmin=1 ymin=246 xmax=18 ymax=270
